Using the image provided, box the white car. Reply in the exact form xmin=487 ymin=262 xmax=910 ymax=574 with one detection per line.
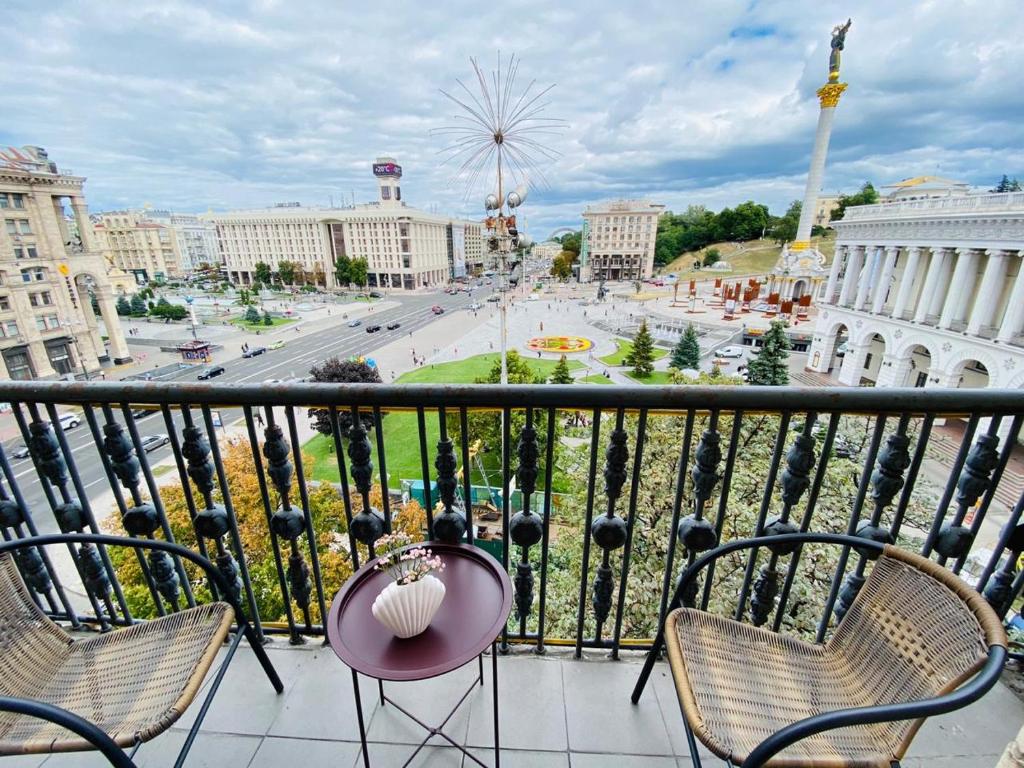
xmin=57 ymin=413 xmax=81 ymax=430
xmin=469 ymin=302 xmax=481 ymax=310
xmin=715 ymin=346 xmax=747 ymax=359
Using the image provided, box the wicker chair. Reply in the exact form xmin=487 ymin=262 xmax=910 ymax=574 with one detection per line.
xmin=631 ymin=532 xmax=1008 ymax=768
xmin=0 ymin=534 xmax=283 ymax=768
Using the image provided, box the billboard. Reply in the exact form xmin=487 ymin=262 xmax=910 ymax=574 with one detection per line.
xmin=450 ymin=224 xmax=467 ymax=279
xmin=373 ymin=162 xmax=402 ymax=177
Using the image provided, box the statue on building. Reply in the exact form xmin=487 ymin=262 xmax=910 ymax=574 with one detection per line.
xmin=829 ymin=19 xmax=852 ymax=81
xmin=65 ymin=234 xmax=84 ymax=254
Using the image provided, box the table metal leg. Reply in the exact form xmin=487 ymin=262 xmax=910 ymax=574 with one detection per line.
xmin=351 ymin=669 xmax=370 ymax=768
xmin=492 ymin=641 xmax=500 ymax=768
xmin=478 ymin=652 xmax=484 ymax=685
xmin=378 ymin=678 xmax=385 ymax=706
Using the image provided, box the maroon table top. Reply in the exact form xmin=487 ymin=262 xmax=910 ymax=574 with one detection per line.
xmin=327 ymin=542 xmax=513 ymax=681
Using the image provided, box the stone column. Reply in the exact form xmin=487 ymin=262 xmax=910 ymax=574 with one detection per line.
xmin=891 ymin=246 xmax=923 ymax=320
xmin=853 ymin=247 xmax=879 ymax=311
xmin=95 ymin=288 xmax=132 ymax=364
xmin=966 ymin=249 xmax=1007 ymax=335
xmin=69 ymin=197 xmax=99 ymax=254
xmin=837 ymin=340 xmax=868 ymax=386
xmin=875 ymin=353 xmax=913 ymax=388
xmin=997 ymin=253 xmax=1024 ymax=343
xmin=823 ymin=246 xmax=845 ymax=304
xmin=837 ymin=246 xmax=863 ymax=307
xmin=916 ymin=247 xmax=950 ymax=323
xmin=939 ymin=248 xmax=977 ymax=329
xmin=871 ymin=246 xmax=900 ymax=314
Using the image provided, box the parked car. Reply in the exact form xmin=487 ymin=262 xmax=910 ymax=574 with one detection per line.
xmin=369 ymin=291 xmax=383 ymax=298
xmin=197 ymin=366 xmax=225 ymax=380
xmin=242 ymin=346 xmax=267 ymax=358
xmin=715 ymin=345 xmax=747 ymax=358
xmin=528 ymin=294 xmax=539 ymax=302
xmin=469 ymin=302 xmax=481 ymax=310
xmin=366 ymin=324 xmax=381 ymax=333
xmin=486 ymin=294 xmax=501 ymax=303
xmin=10 ymin=444 xmax=30 ymax=460
xmin=386 ymin=321 xmax=401 ymax=330
xmin=130 ymin=408 xmax=155 ymax=420
xmin=348 ymin=319 xmax=362 ymax=328
xmin=140 ymin=434 xmax=170 ymax=453
xmin=269 ymin=339 xmax=285 ymax=350
xmin=431 ymin=305 xmax=445 ymax=315
xmin=57 ymin=413 xmax=81 ymax=430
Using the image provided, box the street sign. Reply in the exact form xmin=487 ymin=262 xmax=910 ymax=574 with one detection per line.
xmin=211 ymin=411 xmax=223 ymax=427
xmin=57 ymin=263 xmax=70 ymax=276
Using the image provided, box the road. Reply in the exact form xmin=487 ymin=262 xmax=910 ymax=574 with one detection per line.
xmin=5 ymin=290 xmax=475 ymax=533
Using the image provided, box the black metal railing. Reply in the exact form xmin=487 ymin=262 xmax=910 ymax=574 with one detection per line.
xmin=0 ymin=380 xmax=1022 ymax=655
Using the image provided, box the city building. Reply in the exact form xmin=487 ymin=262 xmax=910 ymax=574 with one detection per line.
xmin=806 ymin=188 xmax=1024 ymax=397
xmin=145 ymin=211 xmax=220 ymax=274
xmin=92 ymin=211 xmax=182 ymax=283
xmin=0 ymin=145 xmax=131 ymax=379
xmin=581 ymin=200 xmax=664 ymax=281
xmin=463 ymin=222 xmax=484 ymax=276
xmin=208 ymin=157 xmax=481 ymax=290
xmin=882 ymin=176 xmax=971 ymax=202
xmin=813 ymin=195 xmax=840 ymax=228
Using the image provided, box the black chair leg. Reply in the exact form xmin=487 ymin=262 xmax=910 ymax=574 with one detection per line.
xmin=243 ymin=622 xmax=284 ymax=693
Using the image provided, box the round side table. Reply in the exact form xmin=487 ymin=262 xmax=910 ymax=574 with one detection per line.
xmin=327 ymin=542 xmax=512 ymax=767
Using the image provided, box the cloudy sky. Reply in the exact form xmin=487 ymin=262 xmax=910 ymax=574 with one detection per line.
xmin=2 ymin=0 xmax=1021 ymax=237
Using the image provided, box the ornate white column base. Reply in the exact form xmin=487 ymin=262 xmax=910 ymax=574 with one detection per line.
xmin=998 ymin=722 xmax=1024 ymax=768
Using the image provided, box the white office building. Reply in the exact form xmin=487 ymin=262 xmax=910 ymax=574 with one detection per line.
xmin=145 ymin=211 xmax=220 ymax=274
xmin=581 ymin=200 xmax=664 ymax=281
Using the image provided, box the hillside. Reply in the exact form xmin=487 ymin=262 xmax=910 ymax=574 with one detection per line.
xmin=658 ymin=231 xmax=837 ymax=281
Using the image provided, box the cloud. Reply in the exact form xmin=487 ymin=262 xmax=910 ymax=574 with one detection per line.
xmin=0 ymin=0 xmax=1020 ymax=239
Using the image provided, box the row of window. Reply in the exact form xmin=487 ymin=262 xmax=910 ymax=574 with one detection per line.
xmin=4 ymin=219 xmax=32 ymax=236
xmin=11 ymin=246 xmax=38 ymax=259
xmin=0 ymin=193 xmax=26 ymax=209
xmin=0 ymin=291 xmax=53 ymax=310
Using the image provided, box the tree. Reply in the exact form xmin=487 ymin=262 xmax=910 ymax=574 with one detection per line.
xmin=771 ymin=200 xmax=801 ymax=244
xmin=831 ymin=182 xmax=879 ymax=221
xmin=262 ymin=310 xmax=273 ymax=326
xmin=307 ymin=358 xmax=381 ymax=437
xmin=745 ymin=320 xmax=791 ymax=385
xmin=629 ymin=320 xmax=655 ymax=378
xmin=244 ymin=305 xmax=260 ymax=324
xmin=254 ymin=261 xmax=272 ymax=285
xmin=238 ymin=288 xmax=254 ymax=306
xmin=334 ymin=254 xmax=352 ymax=287
xmin=277 ymin=260 xmax=297 ymax=286
xmin=702 ymin=248 xmax=721 ymax=267
xmin=116 ymin=296 xmax=131 ymax=316
xmin=129 ymin=294 xmax=147 ymax=316
xmin=551 ymin=251 xmax=576 ymax=280
xmin=349 ymin=257 xmax=369 ymax=291
xmin=556 ymin=231 xmax=581 ymax=256
xmin=549 ymin=355 xmax=574 ymax=384
xmin=671 ymin=324 xmax=701 ymax=370
xmin=991 ymin=175 xmax=1022 ymax=193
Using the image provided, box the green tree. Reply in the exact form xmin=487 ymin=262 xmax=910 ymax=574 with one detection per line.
xmin=277 ymin=260 xmax=297 ymax=286
xmin=745 ymin=320 xmax=791 ymax=385
xmin=629 ymin=320 xmax=655 ymax=378
xmin=262 ymin=310 xmax=273 ymax=326
xmin=244 ymin=305 xmax=260 ymax=324
xmin=129 ymin=293 xmax=147 ymax=316
xmin=991 ymin=175 xmax=1022 ymax=193
xmin=349 ymin=257 xmax=369 ymax=291
xmin=334 ymin=254 xmax=352 ymax=287
xmin=702 ymin=248 xmax=721 ymax=267
xmin=556 ymin=231 xmax=581 ymax=256
xmin=771 ymin=200 xmax=801 ymax=244
xmin=831 ymin=182 xmax=879 ymax=221
xmin=549 ymin=355 xmax=574 ymax=384
xmin=671 ymin=324 xmax=701 ymax=370
xmin=307 ymin=358 xmax=381 ymax=437
xmin=550 ymin=251 xmax=575 ymax=280
xmin=669 ymin=368 xmax=743 ymax=385
xmin=116 ymin=296 xmax=131 ymax=316
xmin=164 ymin=305 xmax=187 ymax=321
xmin=254 ymin=261 xmax=272 ymax=285
xmin=238 ymin=288 xmax=254 ymax=306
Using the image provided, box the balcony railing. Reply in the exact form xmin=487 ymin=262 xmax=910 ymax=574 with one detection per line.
xmin=841 ymin=191 xmax=1024 ymax=220
xmin=0 ymin=380 xmax=1022 ymax=656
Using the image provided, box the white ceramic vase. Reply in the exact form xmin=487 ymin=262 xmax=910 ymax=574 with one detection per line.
xmin=371 ymin=574 xmax=446 ymax=639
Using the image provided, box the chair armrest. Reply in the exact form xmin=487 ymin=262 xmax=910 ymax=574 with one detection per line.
xmin=0 ymin=533 xmax=245 ymax=622
xmin=0 ymin=695 xmax=137 ymax=767
xmin=743 ymin=645 xmax=1007 ymax=767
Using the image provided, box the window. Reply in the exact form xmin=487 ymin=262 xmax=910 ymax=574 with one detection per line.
xmin=0 ymin=296 xmax=8 ymax=311
xmin=29 ymin=291 xmax=52 ymax=307
xmin=3 ymin=321 xmax=19 ymax=337
xmin=20 ymin=267 xmax=44 ymax=282
xmin=863 ymin=353 xmax=873 ymax=370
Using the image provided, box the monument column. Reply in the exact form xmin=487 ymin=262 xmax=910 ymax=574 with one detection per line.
xmin=997 ymin=253 xmax=1024 ymax=343
xmin=939 ymin=248 xmax=977 ymax=329
xmin=891 ymin=246 xmax=922 ymax=319
xmin=837 ymin=245 xmax=863 ymax=307
xmin=967 ymin=249 xmax=1007 ymax=335
xmin=824 ymin=246 xmax=845 ymax=304
xmin=871 ymin=246 xmax=899 ymax=314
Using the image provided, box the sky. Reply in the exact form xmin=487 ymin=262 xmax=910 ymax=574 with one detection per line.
xmin=1 ymin=0 xmax=1021 ymax=238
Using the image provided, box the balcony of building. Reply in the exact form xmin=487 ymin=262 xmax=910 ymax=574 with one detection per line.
xmin=0 ymin=381 xmax=1022 ymax=767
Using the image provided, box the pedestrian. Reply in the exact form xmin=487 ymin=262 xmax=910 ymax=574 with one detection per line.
xmin=537 ymin=351 xmax=541 ymax=359
xmin=255 ymin=412 xmax=265 ymax=428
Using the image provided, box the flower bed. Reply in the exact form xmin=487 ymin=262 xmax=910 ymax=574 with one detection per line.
xmin=525 ymin=335 xmax=593 ymax=353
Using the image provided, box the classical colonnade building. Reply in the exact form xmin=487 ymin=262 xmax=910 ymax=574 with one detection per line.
xmin=807 ymin=190 xmax=1024 ymax=391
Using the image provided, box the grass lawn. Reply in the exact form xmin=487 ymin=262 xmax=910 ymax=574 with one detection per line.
xmin=232 ymin=315 xmax=296 ymax=329
xmin=624 ymin=370 xmax=675 ymax=385
xmin=661 ymin=232 xmax=837 ymax=280
xmin=398 ymin=353 xmax=583 ymax=384
xmin=598 ymin=339 xmax=668 ymax=367
xmin=580 ymin=374 xmax=614 ymax=385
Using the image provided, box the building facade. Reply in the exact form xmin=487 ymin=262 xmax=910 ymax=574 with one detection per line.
xmin=582 ymin=200 xmax=664 ymax=281
xmin=813 ymin=196 xmax=840 ymax=228
xmin=209 ymin=158 xmax=480 ymax=290
xmin=93 ymin=211 xmax=181 ymax=283
xmin=0 ymin=146 xmax=131 ymax=379
xmin=806 ymin=190 xmax=1024 ymax=393
xmin=145 ymin=211 xmax=220 ymax=274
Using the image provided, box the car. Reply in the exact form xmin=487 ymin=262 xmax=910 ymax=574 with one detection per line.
xmin=528 ymin=294 xmax=539 ymax=302
xmin=369 ymin=291 xmax=383 ymax=298
xmin=269 ymin=339 xmax=285 ymax=350
xmin=242 ymin=346 xmax=267 ymax=358
xmin=10 ymin=444 xmax=30 ymax=460
xmin=263 ymin=378 xmax=281 ymax=385
xmin=140 ymin=434 xmax=170 ymax=453
xmin=57 ymin=413 xmax=81 ymax=430
xmin=715 ymin=345 xmax=747 ymax=358
xmin=386 ymin=321 xmax=401 ymax=330
xmin=130 ymin=408 xmax=156 ymax=420
xmin=469 ymin=302 xmax=481 ymax=310
xmin=486 ymin=294 xmax=500 ymax=303
xmin=197 ymin=366 xmax=225 ymax=380
xmin=348 ymin=319 xmax=362 ymax=328
xmin=431 ymin=305 xmax=444 ymax=315
xmin=835 ymin=341 xmax=848 ymax=358
xmin=366 ymin=324 xmax=381 ymax=333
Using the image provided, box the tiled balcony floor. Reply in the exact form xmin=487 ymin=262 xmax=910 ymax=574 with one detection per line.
xmin=16 ymin=642 xmax=1024 ymax=767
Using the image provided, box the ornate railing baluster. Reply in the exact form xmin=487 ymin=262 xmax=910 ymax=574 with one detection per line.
xmin=921 ymin=415 xmax=980 ymax=557
xmin=0 ymin=487 xmax=54 ymax=608
xmin=735 ymin=413 xmax=791 ymax=621
xmin=935 ymin=420 xmax=1002 ymax=567
xmin=750 ymin=414 xmax=817 ymax=627
xmin=458 ymin=408 xmax=474 ymax=545
xmin=592 ymin=409 xmax=629 ymax=645
xmin=535 ymin=407 xmax=556 ymax=653
xmin=701 ymin=412 xmax=744 ymax=611
xmin=678 ymin=412 xmax=722 ymax=610
xmin=347 ymin=407 xmax=385 ymax=559
xmin=328 ymin=406 xmax=360 ymax=568
xmin=984 ymin=512 xmax=1024 ymax=617
xmin=657 ymin=411 xmax=695 ymax=628
xmin=434 ymin=406 xmax=465 ymax=544
xmin=373 ymin=406 xmax=394 ymax=536
xmin=500 ymin=406 xmax=512 ymax=652
xmin=416 ymin=406 xmax=434 ymax=539
xmin=509 ymin=409 xmax=541 ymax=637
xmin=610 ymin=408 xmax=648 ymax=660
xmin=574 ymin=408 xmax=602 ymax=659
xmin=261 ymin=409 xmax=313 ymax=631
